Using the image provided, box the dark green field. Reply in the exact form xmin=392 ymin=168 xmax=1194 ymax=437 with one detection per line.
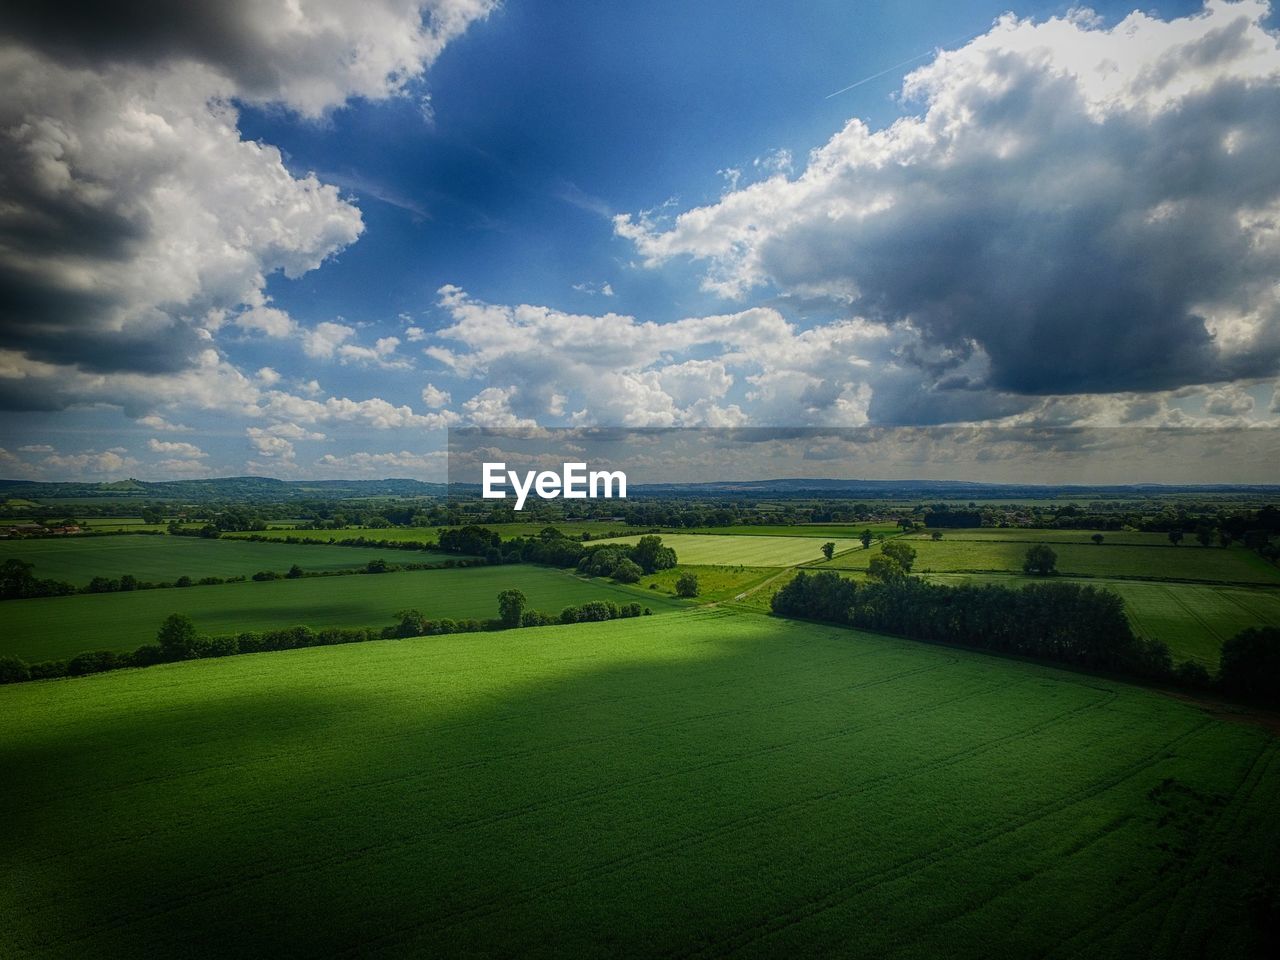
xmin=0 ymin=535 xmax=440 ymax=586
xmin=0 ymin=566 xmax=682 ymax=662
xmin=2 ymin=609 xmax=1275 ymax=958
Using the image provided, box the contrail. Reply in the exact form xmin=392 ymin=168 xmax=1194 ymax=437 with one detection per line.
xmin=824 ymin=27 xmax=992 ymax=100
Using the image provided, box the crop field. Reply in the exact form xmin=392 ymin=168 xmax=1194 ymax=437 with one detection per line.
xmin=593 ymin=533 xmax=862 ymax=567
xmin=224 ymin=522 xmax=637 ymax=544
xmin=0 ymin=535 xmax=442 ymax=586
xmin=0 ymin=567 xmax=681 ymax=662
xmin=2 ymin=609 xmax=1276 ymax=958
xmin=680 ymin=523 xmax=902 ymax=539
xmin=821 ymin=538 xmax=1280 ymax=584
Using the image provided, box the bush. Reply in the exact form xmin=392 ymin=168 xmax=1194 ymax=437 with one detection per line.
xmin=66 ymin=650 xmax=120 ymax=676
xmin=497 ymin=589 xmax=528 ymax=628
xmin=130 ymin=645 xmax=165 ymax=667
xmin=611 ymin=559 xmax=643 ymax=584
xmin=252 ymin=570 xmax=280 ymax=581
xmin=675 ymin=573 xmax=700 ymax=597
xmin=520 ymin=609 xmax=556 ymax=627
xmin=1173 ymin=660 xmax=1212 ymax=689
xmin=1218 ymin=626 xmax=1280 ymax=703
xmin=0 ymin=656 xmax=30 ymax=684
xmin=194 ymin=635 xmax=239 ymax=658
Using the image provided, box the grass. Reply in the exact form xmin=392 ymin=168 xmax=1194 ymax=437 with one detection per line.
xmin=926 ymin=572 xmax=1280 ymax=668
xmin=0 ymin=535 xmax=445 ymax=586
xmin=911 ymin=528 xmax=1179 ymax=546
xmin=637 ymin=565 xmax=777 ymax=601
xmin=678 ymin=523 xmax=902 ymax=538
xmin=0 ymin=566 xmax=683 ymax=662
xmin=593 ymin=533 xmax=863 ymax=567
xmin=820 ymin=538 xmax=1280 ymax=584
xmin=224 ymin=522 xmax=637 ymax=544
xmin=1 ymin=608 xmax=1276 ymax=957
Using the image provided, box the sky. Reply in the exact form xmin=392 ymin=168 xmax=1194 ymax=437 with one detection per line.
xmin=2 ymin=0 xmax=1279 ymax=483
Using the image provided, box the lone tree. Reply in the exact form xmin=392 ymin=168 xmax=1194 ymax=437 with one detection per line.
xmin=1168 ymin=529 xmax=1184 ymax=546
xmin=1195 ymin=525 xmax=1215 ymax=548
xmin=881 ymin=541 xmax=917 ymax=573
xmin=1091 ymin=533 xmax=1104 ymax=545
xmin=497 ymin=589 xmax=528 ymax=628
xmin=675 ymin=573 xmax=700 ymax=598
xmin=867 ymin=554 xmax=908 ymax=582
xmin=632 ymin=535 xmax=678 ymax=574
xmin=931 ymin=530 xmax=943 ymax=541
xmin=157 ymin=614 xmax=198 ymax=660
xmin=860 ymin=529 xmax=874 ymax=549
xmin=1022 ymin=544 xmax=1058 ymax=576
xmin=821 ymin=542 xmax=836 ymax=561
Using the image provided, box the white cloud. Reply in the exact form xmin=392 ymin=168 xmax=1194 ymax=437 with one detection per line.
xmin=615 ymin=1 xmax=1280 ymax=406
xmin=147 ymin=438 xmax=207 ymax=457
xmin=314 ymin=449 xmax=448 ymax=479
xmin=421 ymin=383 xmax=451 ymax=408
xmin=18 ymin=444 xmax=54 ymax=453
xmin=137 ymin=414 xmax=192 ymax=432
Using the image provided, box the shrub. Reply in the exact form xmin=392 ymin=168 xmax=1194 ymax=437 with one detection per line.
xmin=675 ymin=573 xmax=700 ymax=597
xmin=252 ymin=570 xmax=279 ymax=581
xmin=130 ymin=644 xmax=165 ymax=667
xmin=66 ymin=650 xmax=120 ymax=676
xmin=1173 ymin=660 xmax=1212 ymax=689
xmin=611 ymin=559 xmax=643 ymax=584
xmin=520 ymin=609 xmax=556 ymax=628
xmin=28 ymin=660 xmax=69 ymax=680
xmin=497 ymin=589 xmax=528 ymax=628
xmin=0 ymin=656 xmax=30 ymax=684
xmin=1022 ymin=544 xmax=1058 ymax=576
xmin=1218 ymin=626 xmax=1280 ymax=703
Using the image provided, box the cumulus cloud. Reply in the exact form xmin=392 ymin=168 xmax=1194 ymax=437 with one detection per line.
xmin=146 ymin=437 xmax=206 ymax=457
xmin=616 ymin=1 xmax=1280 ymax=407
xmin=0 ymin=1 xmax=492 ymax=411
xmin=421 ymin=383 xmax=451 ymax=408
xmin=314 ymin=449 xmax=448 ymax=479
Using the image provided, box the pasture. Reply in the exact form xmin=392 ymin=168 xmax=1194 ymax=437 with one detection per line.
xmin=821 ymin=538 xmax=1280 ymax=584
xmin=2 ymin=609 xmax=1275 ymax=957
xmin=926 ymin=573 xmax=1280 ymax=668
xmin=0 ymin=535 xmax=441 ymax=586
xmin=680 ymin=523 xmax=902 ymax=539
xmin=593 ymin=533 xmax=861 ymax=567
xmin=0 ymin=566 xmax=680 ymax=662
xmin=637 ymin=565 xmax=777 ymax=601
xmin=908 ymin=528 xmax=1177 ymax=546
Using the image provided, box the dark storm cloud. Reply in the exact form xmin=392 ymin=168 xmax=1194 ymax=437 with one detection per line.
xmin=0 ymin=1 xmax=280 ymax=92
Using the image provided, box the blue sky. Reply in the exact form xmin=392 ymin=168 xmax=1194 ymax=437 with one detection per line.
xmin=2 ymin=0 xmax=1278 ymax=481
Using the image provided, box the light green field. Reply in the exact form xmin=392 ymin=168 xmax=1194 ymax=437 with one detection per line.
xmin=593 ymin=533 xmax=862 ymax=567
xmin=0 ymin=535 xmax=442 ymax=586
xmin=225 ymin=522 xmax=636 ymax=544
xmin=926 ymin=572 xmax=1280 ymax=668
xmin=0 ymin=567 xmax=681 ymax=662
xmin=821 ymin=538 xmax=1280 ymax=584
xmin=2 ymin=609 xmax=1276 ymax=958
xmin=912 ymin=528 xmax=1177 ymax=546
xmin=680 ymin=523 xmax=902 ymax=538
xmin=636 ymin=565 xmax=777 ymax=601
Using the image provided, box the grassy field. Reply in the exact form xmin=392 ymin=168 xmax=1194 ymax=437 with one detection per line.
xmin=679 ymin=523 xmax=902 ymax=538
xmin=637 ymin=565 xmax=778 ymax=601
xmin=224 ymin=522 xmax=638 ymax=544
xmin=594 ymin=533 xmax=862 ymax=567
xmin=0 ymin=567 xmax=682 ymax=662
xmin=820 ymin=538 xmax=1280 ymax=584
xmin=910 ymin=528 xmax=1177 ymax=546
xmin=2 ymin=608 xmax=1276 ymax=958
xmin=0 ymin=535 xmax=443 ymax=586
xmin=925 ymin=572 xmax=1280 ymax=668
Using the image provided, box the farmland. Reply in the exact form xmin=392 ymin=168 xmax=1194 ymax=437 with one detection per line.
xmin=593 ymin=533 xmax=862 ymax=567
xmin=926 ymin=573 xmax=1280 ymax=668
xmin=0 ymin=566 xmax=682 ymax=662
xmin=0 ymin=535 xmax=444 ymax=586
xmin=819 ymin=537 xmax=1280 ymax=584
xmin=2 ymin=609 xmax=1276 ymax=958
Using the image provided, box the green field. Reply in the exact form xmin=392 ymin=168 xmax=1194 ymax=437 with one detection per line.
xmin=911 ymin=528 xmax=1178 ymax=546
xmin=225 ymin=522 xmax=637 ymax=544
xmin=821 ymin=538 xmax=1280 ymax=584
xmin=637 ymin=565 xmax=778 ymax=601
xmin=925 ymin=572 xmax=1280 ymax=668
xmin=679 ymin=523 xmax=902 ymax=538
xmin=0 ymin=567 xmax=682 ymax=662
xmin=0 ymin=535 xmax=443 ymax=586
xmin=2 ymin=609 xmax=1276 ymax=957
xmin=594 ymin=533 xmax=862 ymax=567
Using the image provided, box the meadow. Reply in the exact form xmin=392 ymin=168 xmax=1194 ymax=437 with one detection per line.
xmin=679 ymin=522 xmax=902 ymax=539
xmin=907 ymin=528 xmax=1177 ymax=546
xmin=1 ymin=609 xmax=1275 ymax=958
xmin=637 ymin=565 xmax=778 ymax=601
xmin=925 ymin=572 xmax=1280 ymax=668
xmin=820 ymin=538 xmax=1280 ymax=584
xmin=0 ymin=566 xmax=681 ymax=662
xmin=593 ymin=533 xmax=862 ymax=567
xmin=0 ymin=535 xmax=442 ymax=586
